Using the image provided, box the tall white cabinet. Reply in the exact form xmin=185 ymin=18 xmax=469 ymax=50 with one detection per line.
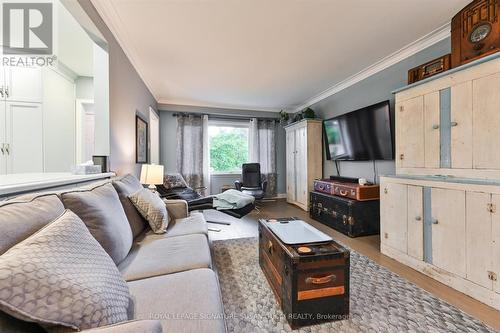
xmin=381 ymin=53 xmax=500 ymax=311
xmin=285 ymin=119 xmax=322 ymax=211
xmin=0 ymin=66 xmax=43 ymax=174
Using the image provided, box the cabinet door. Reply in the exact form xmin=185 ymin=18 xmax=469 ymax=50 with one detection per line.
xmin=431 ymin=188 xmax=466 ymax=277
xmin=6 ymin=102 xmax=43 ymax=173
xmin=286 ymin=130 xmax=296 ymax=202
xmin=424 ymin=92 xmax=440 ymax=168
xmin=492 ymin=194 xmax=500 ymax=294
xmin=397 ymin=96 xmax=424 ymax=168
xmin=0 ymin=102 xmax=5 ymax=175
xmin=473 ymin=72 xmax=500 ymax=169
xmin=6 ymin=66 xmax=42 ymax=103
xmin=466 ymin=191 xmax=493 ymax=289
xmin=380 ymin=182 xmax=408 ymax=253
xmin=295 ymin=126 xmax=308 ymax=205
xmin=407 ymin=185 xmax=424 ymax=260
xmin=451 ymin=81 xmax=473 ymax=169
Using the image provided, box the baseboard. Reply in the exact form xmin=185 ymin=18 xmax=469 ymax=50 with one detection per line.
xmin=275 ymin=193 xmax=287 ymax=199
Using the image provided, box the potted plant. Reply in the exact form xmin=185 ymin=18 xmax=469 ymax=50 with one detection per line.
xmin=279 ymin=110 xmax=290 ymax=125
xmin=302 ymin=107 xmax=315 ymax=119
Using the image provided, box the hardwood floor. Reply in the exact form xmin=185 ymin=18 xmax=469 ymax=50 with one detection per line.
xmin=207 ymin=199 xmax=500 ymax=331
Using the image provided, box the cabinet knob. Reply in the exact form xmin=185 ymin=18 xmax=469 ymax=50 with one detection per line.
xmin=5 ymin=86 xmax=9 ymax=98
xmin=399 ymin=153 xmax=404 ymax=160
xmin=384 ymin=188 xmax=388 ymax=194
xmin=0 ymin=144 xmax=4 ymax=155
xmin=432 ymin=219 xmax=438 ymax=225
xmin=451 ymin=121 xmax=458 ymax=127
xmin=415 ymin=216 xmax=422 ymax=221
xmin=5 ymin=144 xmax=9 ymax=155
xmin=0 ymin=86 xmax=3 ymax=98
xmin=432 ymin=124 xmax=440 ymax=130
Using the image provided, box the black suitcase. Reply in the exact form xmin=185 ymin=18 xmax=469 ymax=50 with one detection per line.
xmin=310 ymin=191 xmax=380 ymax=238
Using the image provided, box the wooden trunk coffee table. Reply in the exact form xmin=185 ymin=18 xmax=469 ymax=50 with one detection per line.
xmin=258 ymin=217 xmax=350 ymax=328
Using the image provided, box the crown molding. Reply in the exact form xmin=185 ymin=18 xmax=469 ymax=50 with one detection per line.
xmin=289 ymin=22 xmax=451 ymax=113
xmin=158 ymin=100 xmax=281 ymax=113
xmin=90 ymin=0 xmax=160 ymax=101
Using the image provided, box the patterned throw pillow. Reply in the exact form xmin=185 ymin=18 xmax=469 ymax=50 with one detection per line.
xmin=0 ymin=210 xmax=130 ymax=332
xmin=129 ymin=188 xmax=169 ymax=234
xmin=163 ymin=173 xmax=188 ymax=189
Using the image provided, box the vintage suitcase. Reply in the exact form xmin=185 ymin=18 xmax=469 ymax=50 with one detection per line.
xmin=310 ymin=191 xmax=380 ymax=237
xmin=314 ymin=179 xmax=380 ymax=201
xmin=332 ymin=182 xmax=380 ymax=201
xmin=313 ymin=179 xmax=335 ymax=195
xmin=258 ymin=218 xmax=350 ymax=328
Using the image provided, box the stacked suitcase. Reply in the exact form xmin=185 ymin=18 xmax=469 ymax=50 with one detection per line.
xmin=310 ymin=177 xmax=380 ymax=237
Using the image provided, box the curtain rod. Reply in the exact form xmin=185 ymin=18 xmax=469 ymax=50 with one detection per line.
xmin=171 ymin=112 xmax=279 ymax=121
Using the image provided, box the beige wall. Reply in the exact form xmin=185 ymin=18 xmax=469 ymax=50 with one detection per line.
xmin=78 ymin=0 xmax=158 ymax=177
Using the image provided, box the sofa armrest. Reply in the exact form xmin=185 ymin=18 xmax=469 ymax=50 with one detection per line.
xmin=164 ymin=199 xmax=189 ymax=219
xmin=82 ymin=320 xmax=162 ymax=333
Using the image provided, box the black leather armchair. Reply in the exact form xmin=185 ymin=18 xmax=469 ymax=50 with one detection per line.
xmin=235 ymin=163 xmax=268 ymax=200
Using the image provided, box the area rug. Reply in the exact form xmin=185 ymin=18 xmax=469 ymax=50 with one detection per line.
xmin=212 ymin=237 xmax=496 ymax=333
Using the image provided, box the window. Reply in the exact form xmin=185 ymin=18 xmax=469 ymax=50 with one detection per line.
xmin=208 ymin=121 xmax=249 ymax=174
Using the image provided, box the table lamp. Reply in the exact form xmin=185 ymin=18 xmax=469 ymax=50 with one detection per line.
xmin=140 ymin=164 xmax=164 ymax=192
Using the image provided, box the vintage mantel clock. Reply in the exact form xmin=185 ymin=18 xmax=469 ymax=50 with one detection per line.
xmin=451 ymin=0 xmax=500 ymax=67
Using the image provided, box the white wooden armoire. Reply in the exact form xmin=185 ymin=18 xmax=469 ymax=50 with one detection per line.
xmin=284 ymin=119 xmax=322 ymax=211
xmin=381 ymin=53 xmax=500 ymax=311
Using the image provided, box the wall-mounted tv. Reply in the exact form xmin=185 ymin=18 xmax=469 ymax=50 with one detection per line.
xmin=323 ymin=100 xmax=393 ymax=161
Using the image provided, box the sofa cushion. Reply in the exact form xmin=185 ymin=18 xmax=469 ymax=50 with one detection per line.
xmin=127 ymin=269 xmax=225 ymax=333
xmin=0 ymin=210 xmax=130 ymax=332
xmin=118 ymin=234 xmax=211 ymax=282
xmin=129 ymin=188 xmax=169 ymax=234
xmin=139 ymin=212 xmax=208 ymax=241
xmin=112 ymin=174 xmax=148 ymax=238
xmin=82 ymin=320 xmax=163 ymax=333
xmin=61 ymin=183 xmax=133 ymax=264
xmin=0 ymin=193 xmax=65 ymax=255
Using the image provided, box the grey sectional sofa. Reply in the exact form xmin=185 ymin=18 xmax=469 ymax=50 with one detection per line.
xmin=0 ymin=174 xmax=226 ymax=333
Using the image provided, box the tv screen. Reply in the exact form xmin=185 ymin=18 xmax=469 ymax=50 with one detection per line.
xmin=323 ymin=101 xmax=393 ymax=161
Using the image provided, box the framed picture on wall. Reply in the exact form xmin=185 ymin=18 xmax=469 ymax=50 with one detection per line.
xmin=136 ymin=115 xmax=148 ymax=163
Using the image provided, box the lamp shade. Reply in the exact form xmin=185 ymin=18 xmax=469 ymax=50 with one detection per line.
xmin=140 ymin=164 xmax=164 ymax=185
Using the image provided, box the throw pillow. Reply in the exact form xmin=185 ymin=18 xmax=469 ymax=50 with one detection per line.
xmin=0 ymin=210 xmax=130 ymax=332
xmin=129 ymin=188 xmax=169 ymax=234
xmin=61 ymin=183 xmax=133 ymax=264
xmin=163 ymin=173 xmax=188 ymax=189
xmin=112 ymin=174 xmax=148 ymax=238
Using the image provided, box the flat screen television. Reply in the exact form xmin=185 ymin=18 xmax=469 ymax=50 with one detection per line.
xmin=323 ymin=100 xmax=393 ymax=161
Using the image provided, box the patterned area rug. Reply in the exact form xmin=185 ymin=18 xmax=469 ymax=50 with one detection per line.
xmin=212 ymin=237 xmax=496 ymax=333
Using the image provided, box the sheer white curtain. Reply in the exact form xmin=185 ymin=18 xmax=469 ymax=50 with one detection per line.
xmin=176 ymin=114 xmax=210 ymax=195
xmin=248 ymin=118 xmax=277 ymax=197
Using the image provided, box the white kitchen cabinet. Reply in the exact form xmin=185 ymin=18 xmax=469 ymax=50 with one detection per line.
xmin=5 ymin=66 xmax=42 ymax=103
xmin=423 ymin=92 xmax=440 ymax=168
xmin=407 ymin=185 xmax=424 ymax=260
xmin=492 ymin=194 xmax=500 ymax=295
xmin=380 ymin=182 xmax=407 ymax=253
xmin=0 ymin=102 xmax=5 ymax=175
xmin=5 ymin=102 xmax=43 ymax=173
xmin=466 ymin=191 xmax=494 ymax=289
xmin=285 ymin=119 xmax=322 ymax=211
xmin=473 ymin=71 xmax=500 ymax=170
xmin=431 ymin=188 xmax=466 ymax=278
xmin=396 ymin=96 xmax=424 ymax=168
xmin=450 ymin=81 xmax=473 ymax=169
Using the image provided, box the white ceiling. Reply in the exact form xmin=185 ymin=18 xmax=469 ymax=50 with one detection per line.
xmin=92 ymin=0 xmax=470 ymax=112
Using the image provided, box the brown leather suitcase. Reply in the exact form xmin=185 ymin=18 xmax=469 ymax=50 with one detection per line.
xmin=332 ymin=182 xmax=379 ymax=201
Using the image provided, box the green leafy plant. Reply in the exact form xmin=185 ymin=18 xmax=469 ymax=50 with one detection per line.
xmin=209 ymin=131 xmax=248 ymax=172
xmin=302 ymin=107 xmax=315 ymax=119
xmin=279 ymin=110 xmax=290 ymax=125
